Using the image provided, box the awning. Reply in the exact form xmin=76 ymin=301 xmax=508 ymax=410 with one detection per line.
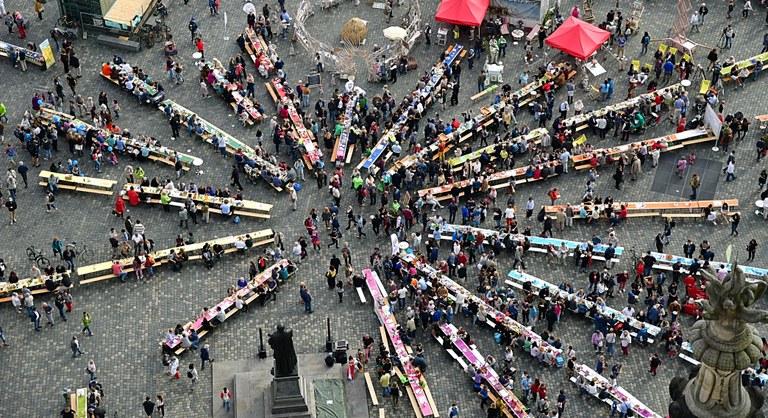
xmin=545 ymin=16 xmax=610 ymax=61
xmin=435 ymin=0 xmax=490 ymax=28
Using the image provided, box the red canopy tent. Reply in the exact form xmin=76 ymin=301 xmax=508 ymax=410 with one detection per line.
xmin=435 ymin=0 xmax=490 ymax=27
xmin=545 ymin=17 xmax=610 ymax=60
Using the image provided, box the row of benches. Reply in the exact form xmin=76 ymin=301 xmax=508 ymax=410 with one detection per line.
xmin=76 ymin=229 xmax=274 ymax=279
xmin=162 ymin=259 xmax=295 ymax=356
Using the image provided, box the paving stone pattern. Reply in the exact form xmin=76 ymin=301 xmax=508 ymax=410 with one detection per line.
xmin=1 ymin=0 xmax=768 ymax=417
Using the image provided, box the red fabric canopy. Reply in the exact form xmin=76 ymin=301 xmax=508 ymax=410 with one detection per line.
xmin=545 ymin=17 xmax=610 ymax=60
xmin=435 ymin=0 xmax=489 ymax=27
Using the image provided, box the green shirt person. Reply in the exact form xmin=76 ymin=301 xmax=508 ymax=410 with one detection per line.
xmin=82 ymin=312 xmax=93 ymax=336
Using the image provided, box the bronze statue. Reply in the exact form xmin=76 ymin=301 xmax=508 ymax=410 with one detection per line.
xmin=669 ymin=262 xmax=767 ymax=418
xmin=268 ymin=324 xmax=298 ymax=377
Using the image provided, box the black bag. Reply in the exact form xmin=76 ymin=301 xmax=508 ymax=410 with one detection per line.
xmin=187 ymin=370 xmax=193 ymax=378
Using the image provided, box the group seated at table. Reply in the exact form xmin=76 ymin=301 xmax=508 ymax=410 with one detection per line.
xmin=1 ymin=265 xmax=71 ymax=301
xmin=198 ymin=58 xmax=264 ymax=124
xmin=161 ymin=259 xmax=295 ymax=355
xmin=101 ymin=57 xmax=165 ymax=104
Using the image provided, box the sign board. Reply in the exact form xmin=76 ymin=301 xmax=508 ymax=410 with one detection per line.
xmin=658 ymin=44 xmax=667 ymax=54
xmin=573 ymin=134 xmax=587 ymax=145
xmin=39 ymin=39 xmax=55 ymax=69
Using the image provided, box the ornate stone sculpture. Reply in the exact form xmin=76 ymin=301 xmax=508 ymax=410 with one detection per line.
xmin=669 ymin=262 xmax=767 ymax=418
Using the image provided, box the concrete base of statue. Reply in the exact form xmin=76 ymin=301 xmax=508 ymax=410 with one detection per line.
xmin=212 ymin=354 xmax=369 ymax=418
xmin=270 ymin=374 xmax=310 ymax=416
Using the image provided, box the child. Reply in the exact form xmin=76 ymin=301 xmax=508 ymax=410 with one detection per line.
xmin=111 ymin=99 xmax=120 ymax=118
xmin=688 ymin=151 xmax=696 ymax=165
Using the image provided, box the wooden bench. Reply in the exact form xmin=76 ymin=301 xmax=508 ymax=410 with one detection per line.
xmin=38 ymin=181 xmax=113 ymax=196
xmin=363 ymin=372 xmax=380 ymax=406
xmin=148 ymin=155 xmax=191 ymax=170
xmin=265 ymin=82 xmax=279 ymax=103
xmin=625 ymin=212 xmax=661 ymax=218
xmin=356 ymin=287 xmax=367 ymax=304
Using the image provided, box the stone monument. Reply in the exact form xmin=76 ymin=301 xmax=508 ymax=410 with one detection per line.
xmin=268 ymin=324 xmax=309 ymax=416
xmin=668 ymin=262 xmax=767 ymax=418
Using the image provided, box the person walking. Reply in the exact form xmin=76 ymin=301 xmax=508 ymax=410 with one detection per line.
xmin=743 ymin=0 xmax=753 ymax=19
xmin=300 ymin=282 xmax=313 ymax=313
xmin=42 ymin=302 xmax=54 ymax=327
xmin=156 ymin=395 xmax=165 ymax=417
xmin=730 ymin=212 xmax=740 ymax=236
xmin=336 ymin=279 xmax=344 ymax=303
xmin=290 ymin=185 xmax=298 ymax=211
xmin=81 ymin=311 xmax=93 ymax=336
xmin=725 ymin=160 xmax=737 ymax=182
xmin=0 ymin=326 xmax=10 ymax=347
xmin=71 ymin=335 xmax=84 ymax=357
xmin=690 ymin=173 xmax=701 ymax=200
xmin=390 ymin=381 xmax=400 ymax=406
xmin=649 ymin=353 xmax=662 ymax=376
xmin=45 ymin=191 xmax=58 ymax=212
xmin=187 ymin=364 xmax=198 ymax=392
xmin=5 ymin=197 xmax=17 ymax=225
xmin=30 ymin=306 xmax=41 ymax=331
xmin=142 ymin=396 xmax=155 ymax=418
xmin=747 ymin=239 xmax=758 ymax=262
xmin=220 ymin=387 xmax=233 ymax=412
xmin=86 ymin=359 xmax=97 ymax=381
xmin=201 ymin=344 xmax=214 ymax=369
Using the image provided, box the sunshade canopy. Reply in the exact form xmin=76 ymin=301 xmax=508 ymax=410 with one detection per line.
xmin=435 ymin=0 xmax=490 ymax=27
xmin=544 ymin=16 xmax=610 ymax=60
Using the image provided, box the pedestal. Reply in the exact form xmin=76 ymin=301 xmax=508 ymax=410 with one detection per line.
xmin=271 ymin=376 xmax=310 ymax=417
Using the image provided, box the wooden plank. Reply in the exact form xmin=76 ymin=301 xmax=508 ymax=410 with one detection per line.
xmin=421 ymin=382 xmax=440 ymax=417
xmin=356 ymin=287 xmax=367 ymax=304
xmin=345 ymin=144 xmax=355 ymax=164
xmin=397 ymin=367 xmax=424 ymax=418
xmin=331 ymin=135 xmax=341 ymax=163
xmin=379 ymin=409 xmax=385 ymax=418
xmin=364 ymin=372 xmax=380 ymax=406
xmin=379 ymin=326 xmax=390 ymax=352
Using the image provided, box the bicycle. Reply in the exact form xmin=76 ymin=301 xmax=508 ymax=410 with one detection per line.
xmin=139 ymin=26 xmax=156 ymax=49
xmin=26 ymin=246 xmax=50 ymax=269
xmin=66 ymin=242 xmax=94 ymax=263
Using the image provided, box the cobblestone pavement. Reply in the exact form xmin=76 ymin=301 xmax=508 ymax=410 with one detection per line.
xmin=1 ymin=0 xmax=768 ymax=416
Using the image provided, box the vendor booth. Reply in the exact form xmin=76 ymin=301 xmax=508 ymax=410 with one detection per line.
xmin=435 ymin=0 xmax=490 ymax=27
xmin=545 ymin=16 xmax=609 ymax=60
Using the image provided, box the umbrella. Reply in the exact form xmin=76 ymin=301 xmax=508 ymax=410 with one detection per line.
xmin=383 ymin=26 xmax=407 ymax=41
xmin=243 ymin=2 xmax=257 ymax=14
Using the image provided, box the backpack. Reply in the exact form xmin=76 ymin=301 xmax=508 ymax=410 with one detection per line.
xmin=187 ymin=370 xmax=194 ymax=378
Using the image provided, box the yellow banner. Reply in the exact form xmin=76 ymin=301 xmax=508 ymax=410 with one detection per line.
xmin=658 ymin=44 xmax=667 ymax=54
xmin=683 ymin=53 xmax=691 ymax=62
xmin=40 ymin=39 xmax=55 ymax=69
xmin=573 ymin=134 xmax=587 ymax=145
xmin=668 ymin=47 xmax=678 ymax=55
xmin=631 ymin=60 xmax=640 ymax=71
